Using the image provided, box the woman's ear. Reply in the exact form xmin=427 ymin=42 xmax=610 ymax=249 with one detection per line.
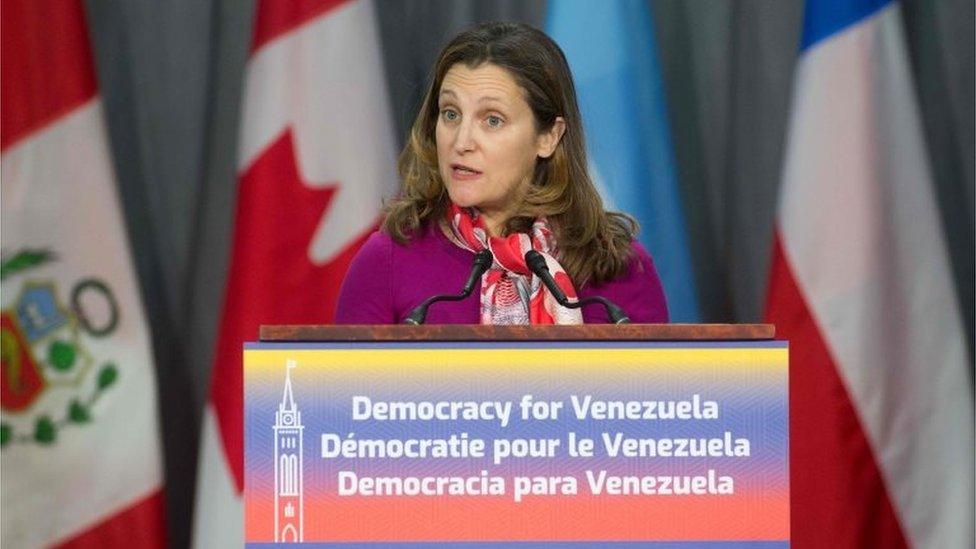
xmin=537 ymin=116 xmax=566 ymax=159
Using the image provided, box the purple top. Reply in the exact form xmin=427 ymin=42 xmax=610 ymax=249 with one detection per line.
xmin=334 ymin=223 xmax=669 ymax=324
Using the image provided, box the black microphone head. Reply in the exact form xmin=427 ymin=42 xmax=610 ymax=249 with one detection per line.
xmin=474 ymin=249 xmax=494 ymax=272
xmin=523 ymin=250 xmax=549 ymax=275
xmin=524 ymin=249 xmax=571 ymax=307
xmin=459 ymin=249 xmax=494 ymax=297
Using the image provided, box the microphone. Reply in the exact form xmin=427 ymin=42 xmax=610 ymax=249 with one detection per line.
xmin=403 ymin=249 xmax=494 ymax=325
xmin=524 ymin=250 xmax=631 ymax=324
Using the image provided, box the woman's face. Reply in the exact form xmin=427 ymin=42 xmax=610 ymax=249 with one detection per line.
xmin=435 ymin=63 xmax=563 ymax=233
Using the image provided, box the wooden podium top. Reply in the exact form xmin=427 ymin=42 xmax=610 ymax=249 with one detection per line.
xmin=259 ymin=323 xmax=775 ymax=342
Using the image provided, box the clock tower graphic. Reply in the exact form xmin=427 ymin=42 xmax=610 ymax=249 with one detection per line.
xmin=273 ymin=359 xmax=303 ymax=542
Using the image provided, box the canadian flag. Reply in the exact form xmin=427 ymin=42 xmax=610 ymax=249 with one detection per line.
xmin=191 ymin=0 xmax=397 ymax=546
xmin=766 ymin=0 xmax=973 ymax=547
xmin=1 ymin=0 xmax=166 ymax=547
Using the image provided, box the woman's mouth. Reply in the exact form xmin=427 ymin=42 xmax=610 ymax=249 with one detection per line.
xmin=450 ymin=163 xmax=482 ymax=180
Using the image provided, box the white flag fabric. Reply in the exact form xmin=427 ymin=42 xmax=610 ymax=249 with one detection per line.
xmin=1 ymin=0 xmax=166 ymax=547
xmin=766 ymin=0 xmax=974 ymax=547
xmin=192 ymin=1 xmax=397 ymax=546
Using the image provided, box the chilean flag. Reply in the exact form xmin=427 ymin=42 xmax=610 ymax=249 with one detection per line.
xmin=766 ymin=0 xmax=974 ymax=547
xmin=191 ymin=1 xmax=397 ymax=546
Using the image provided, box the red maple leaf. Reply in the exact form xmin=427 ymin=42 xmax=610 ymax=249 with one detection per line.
xmin=210 ymin=129 xmax=373 ymax=489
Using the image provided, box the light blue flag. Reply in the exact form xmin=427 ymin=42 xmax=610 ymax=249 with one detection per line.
xmin=546 ymin=0 xmax=701 ymax=322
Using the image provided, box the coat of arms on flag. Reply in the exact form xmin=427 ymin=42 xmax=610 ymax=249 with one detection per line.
xmin=1 ymin=249 xmax=121 ymax=447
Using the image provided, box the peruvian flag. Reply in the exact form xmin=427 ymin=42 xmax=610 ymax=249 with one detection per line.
xmin=766 ymin=0 xmax=973 ymax=547
xmin=191 ymin=0 xmax=397 ymax=546
xmin=1 ymin=0 xmax=166 ymax=547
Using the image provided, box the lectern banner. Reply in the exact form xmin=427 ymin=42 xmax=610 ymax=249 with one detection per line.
xmin=244 ymin=341 xmax=788 ymax=547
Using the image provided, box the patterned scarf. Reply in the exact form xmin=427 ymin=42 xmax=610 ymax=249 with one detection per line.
xmin=445 ymin=203 xmax=583 ymax=325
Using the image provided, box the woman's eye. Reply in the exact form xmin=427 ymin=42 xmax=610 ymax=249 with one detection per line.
xmin=441 ymin=109 xmax=459 ymax=122
xmin=486 ymin=115 xmax=503 ymax=128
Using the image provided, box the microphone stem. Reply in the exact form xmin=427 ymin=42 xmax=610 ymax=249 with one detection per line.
xmin=526 ymin=250 xmax=630 ymax=324
xmin=404 ymin=249 xmax=492 ymax=325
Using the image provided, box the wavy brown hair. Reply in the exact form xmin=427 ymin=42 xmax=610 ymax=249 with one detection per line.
xmin=382 ymin=21 xmax=638 ymax=287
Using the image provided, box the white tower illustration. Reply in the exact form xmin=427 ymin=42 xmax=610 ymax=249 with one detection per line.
xmin=273 ymin=360 xmax=303 ymax=542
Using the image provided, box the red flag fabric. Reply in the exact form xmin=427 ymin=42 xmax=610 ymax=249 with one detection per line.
xmin=1 ymin=0 xmax=166 ymax=546
xmin=192 ymin=1 xmax=396 ymax=546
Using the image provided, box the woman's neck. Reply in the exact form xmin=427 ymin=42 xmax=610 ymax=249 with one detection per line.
xmin=479 ymin=211 xmax=507 ymax=237
xmin=477 ymin=180 xmax=529 ymax=237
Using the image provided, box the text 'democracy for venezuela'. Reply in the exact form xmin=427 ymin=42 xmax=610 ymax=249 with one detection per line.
xmin=244 ymin=341 xmax=789 ymax=548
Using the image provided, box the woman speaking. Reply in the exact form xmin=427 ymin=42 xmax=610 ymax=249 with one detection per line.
xmin=335 ymin=22 xmax=668 ymax=325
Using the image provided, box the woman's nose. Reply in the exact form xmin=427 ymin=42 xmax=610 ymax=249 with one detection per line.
xmin=453 ymin=121 xmax=476 ymax=153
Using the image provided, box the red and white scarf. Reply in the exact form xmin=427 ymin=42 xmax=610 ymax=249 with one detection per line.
xmin=446 ymin=203 xmax=583 ymax=325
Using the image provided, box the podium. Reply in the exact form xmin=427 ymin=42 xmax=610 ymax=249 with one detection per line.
xmin=245 ymin=324 xmax=788 ymax=548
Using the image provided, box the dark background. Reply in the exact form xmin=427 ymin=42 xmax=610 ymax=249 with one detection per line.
xmin=81 ymin=1 xmax=973 ymax=546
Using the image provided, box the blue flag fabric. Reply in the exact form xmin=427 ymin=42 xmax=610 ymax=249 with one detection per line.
xmin=546 ymin=0 xmax=701 ymax=322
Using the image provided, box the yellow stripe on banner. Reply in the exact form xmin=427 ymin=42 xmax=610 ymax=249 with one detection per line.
xmin=244 ymin=348 xmax=787 ymax=376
